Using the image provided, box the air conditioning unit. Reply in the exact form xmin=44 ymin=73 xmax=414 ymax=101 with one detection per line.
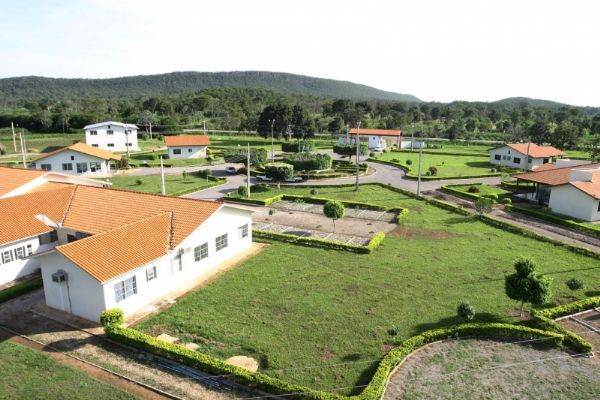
xmin=51 ymin=270 xmax=68 ymax=283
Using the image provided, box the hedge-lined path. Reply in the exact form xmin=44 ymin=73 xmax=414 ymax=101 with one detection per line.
xmin=0 ymin=290 xmax=248 ymax=400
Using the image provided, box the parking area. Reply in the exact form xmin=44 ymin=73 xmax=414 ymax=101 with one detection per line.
xmin=252 ymin=201 xmax=398 ymax=245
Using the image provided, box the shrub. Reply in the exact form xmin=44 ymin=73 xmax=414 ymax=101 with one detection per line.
xmin=268 ymin=209 xmax=275 ymax=216
xmin=237 ymin=167 xmax=247 ymax=175
xmin=502 ymin=197 xmax=512 ymax=205
xmin=391 ymin=159 xmax=399 ymax=163
xmin=237 ymin=185 xmax=248 ymax=197
xmin=156 ymin=134 xmax=164 ymax=141
xmin=281 ymin=141 xmax=314 ymax=153
xmin=141 ymin=133 xmax=149 ymax=140
xmin=491 ymin=168 xmax=497 ymax=172
xmin=323 ymin=200 xmax=345 ymax=232
xmin=474 ymin=197 xmax=493 ymax=215
xmin=182 ymin=170 xmax=188 ymax=181
xmin=428 ymin=166 xmax=438 ymax=176
xmin=467 ymin=185 xmax=480 ymax=193
xmin=566 ymin=278 xmax=584 ymax=291
xmin=118 ymin=157 xmax=129 ymax=169
xmin=135 ymin=178 xmax=143 ymax=185
xmin=406 ymin=159 xmax=413 ymax=165
xmin=505 ymin=257 xmax=553 ymax=317
xmin=282 ymin=153 xmax=332 ymax=171
xmin=100 ymin=308 xmax=124 ymax=327
xmin=310 ymin=188 xmax=318 ymax=195
xmin=388 ymin=326 xmax=400 ymax=337
xmin=457 ymin=302 xmax=475 ymax=321
xmin=225 ymin=148 xmax=267 ymax=166
xmin=369 ymin=152 xmax=375 ymax=157
xmin=253 ymin=183 xmax=269 ymax=193
xmin=196 ymin=169 xmax=212 ymax=178
xmin=486 ymin=193 xmax=499 ymax=201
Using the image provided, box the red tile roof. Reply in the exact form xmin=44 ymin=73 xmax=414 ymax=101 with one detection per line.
xmin=35 ymin=142 xmax=122 ymax=161
xmin=164 ymin=135 xmax=211 ymax=147
xmin=514 ymin=162 xmax=600 ymax=186
xmin=504 ymin=143 xmax=564 ymax=158
xmin=570 ymin=181 xmax=600 ymax=200
xmin=0 ymin=166 xmax=46 ymax=197
xmin=349 ymin=128 xmax=402 ymax=137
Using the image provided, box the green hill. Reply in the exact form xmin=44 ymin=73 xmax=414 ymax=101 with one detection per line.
xmin=0 ymin=71 xmax=421 ymax=103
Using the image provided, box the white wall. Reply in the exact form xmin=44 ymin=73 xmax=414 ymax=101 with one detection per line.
xmin=85 ymin=124 xmax=139 ymax=152
xmin=399 ymin=140 xmax=425 ymax=149
xmin=168 ymin=145 xmax=207 ymax=159
xmin=339 ymin=135 xmax=398 ymax=150
xmin=0 ymin=236 xmax=56 ymax=285
xmin=549 ymin=185 xmax=600 ymax=222
xmin=32 ymin=150 xmax=112 ymax=177
xmin=489 ymin=146 xmax=550 ymax=170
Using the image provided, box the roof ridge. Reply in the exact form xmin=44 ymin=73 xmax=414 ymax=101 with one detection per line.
xmin=59 ymin=185 xmax=79 ymax=224
xmin=168 ymin=210 xmax=175 ymax=250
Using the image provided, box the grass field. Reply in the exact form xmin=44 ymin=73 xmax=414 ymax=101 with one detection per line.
xmin=137 ymin=184 xmax=599 ymax=394
xmin=445 ymin=184 xmax=511 ymax=199
xmin=126 ymin=150 xmax=218 ymax=167
xmin=373 ymin=151 xmax=498 ymax=178
xmin=106 ymin=174 xmax=222 ymax=195
xmin=0 ymin=340 xmax=136 ymax=399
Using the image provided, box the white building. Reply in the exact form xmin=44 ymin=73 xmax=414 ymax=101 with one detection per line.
xmin=514 ymin=161 xmax=600 ymax=222
xmin=339 ymin=128 xmax=402 ymax=151
xmin=0 ymin=165 xmax=105 ymax=199
xmin=0 ymin=184 xmax=253 ymax=321
xmin=490 ymin=143 xmax=564 ymax=171
xmin=31 ymin=142 xmax=122 ymax=177
xmin=165 ymin=135 xmax=210 ymax=159
xmin=84 ymin=121 xmax=140 ymax=152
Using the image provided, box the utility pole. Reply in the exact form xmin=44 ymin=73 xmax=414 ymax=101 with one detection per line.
xmin=149 ymin=122 xmax=153 ymax=140
xmin=11 ymin=122 xmax=17 ymax=152
xmin=18 ymin=130 xmax=26 ymax=167
xmin=203 ymin=120 xmax=206 ymax=135
xmin=126 ymin=129 xmax=131 ymax=157
xmin=355 ymin=121 xmax=361 ymax=192
xmin=269 ymin=119 xmax=275 ymax=162
xmin=247 ymin=143 xmax=251 ymax=198
xmin=160 ymin=156 xmax=166 ymax=195
xmin=417 ymin=146 xmax=423 ymax=197
xmin=524 ymin=141 xmax=531 ymax=172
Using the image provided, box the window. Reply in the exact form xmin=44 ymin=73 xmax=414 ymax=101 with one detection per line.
xmin=76 ymin=162 xmax=88 ymax=173
xmin=216 ymin=234 xmax=228 ymax=251
xmin=598 ymin=202 xmax=600 ymax=212
xmin=146 ymin=266 xmax=157 ymax=281
xmin=15 ymin=247 xmax=25 ymax=259
xmin=40 ymin=164 xmax=52 ymax=171
xmin=513 ymin=157 xmax=521 ymax=164
xmin=91 ymin=144 xmax=99 ymax=147
xmin=528 ymin=157 xmax=533 ymax=164
xmin=2 ymin=251 xmax=12 ymax=264
xmin=70 ymin=155 xmax=75 ymax=161
xmin=173 ymin=149 xmax=182 ymax=155
xmin=494 ymin=154 xmax=501 ymax=161
xmin=543 ymin=158 xmax=549 ymax=164
xmin=114 ymin=276 xmax=137 ymax=302
xmin=107 ymin=143 xmax=115 ymax=147
xmin=26 ymin=244 xmax=33 ymax=256
xmin=188 ymin=148 xmax=193 ymax=153
xmin=194 ymin=243 xmax=208 ymax=262
xmin=39 ymin=230 xmax=58 ymax=245
xmin=62 ymin=163 xmax=73 ymax=171
xmin=89 ymin=162 xmax=101 ymax=172
xmin=238 ymin=224 xmax=249 ymax=238
xmin=90 ymin=130 xmax=98 ymax=135
xmin=107 ymin=130 xmax=114 ymax=135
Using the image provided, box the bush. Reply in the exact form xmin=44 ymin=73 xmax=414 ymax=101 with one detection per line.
xmin=141 ymin=133 xmax=149 ymax=141
xmin=268 ymin=209 xmax=275 ymax=216
xmin=281 ymin=141 xmax=314 ymax=153
xmin=310 ymin=188 xmax=318 ymax=195
xmin=467 ymin=185 xmax=480 ymax=193
xmin=253 ymin=183 xmax=270 ymax=193
xmin=118 ymin=157 xmax=129 ymax=169
xmin=237 ymin=167 xmax=247 ymax=175
xmin=474 ymin=197 xmax=493 ymax=215
xmin=156 ymin=134 xmax=164 ymax=141
xmin=457 ymin=302 xmax=475 ymax=321
xmin=428 ymin=166 xmax=438 ymax=176
xmin=196 ymin=169 xmax=212 ymax=178
xmin=502 ymin=197 xmax=512 ymax=205
xmin=369 ymin=152 xmax=375 ymax=157
xmin=406 ymin=159 xmax=413 ymax=165
xmin=237 ymin=185 xmax=248 ymax=197
xmin=565 ymin=278 xmax=584 ymax=291
xmin=486 ymin=193 xmax=499 ymax=201
xmin=136 ymin=178 xmax=143 ymax=185
xmin=282 ymin=153 xmax=332 ymax=171
xmin=100 ymin=308 xmax=124 ymax=327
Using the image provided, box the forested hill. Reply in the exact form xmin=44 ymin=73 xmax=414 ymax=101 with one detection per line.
xmin=0 ymin=71 xmax=421 ymax=104
xmin=494 ymin=97 xmax=600 ymax=115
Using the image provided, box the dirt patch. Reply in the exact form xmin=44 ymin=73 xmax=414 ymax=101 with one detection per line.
xmin=225 ymin=356 xmax=259 ymax=372
xmin=321 ymin=348 xmax=336 ymax=361
xmin=343 ymin=284 xmax=361 ymax=296
xmin=388 ymin=226 xmax=456 ymax=240
xmin=383 ymin=337 xmax=600 ymax=400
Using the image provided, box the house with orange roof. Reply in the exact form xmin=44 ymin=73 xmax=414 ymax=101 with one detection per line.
xmin=165 ymin=135 xmax=211 ymax=159
xmin=514 ymin=160 xmax=600 ymax=221
xmin=0 ymin=165 xmax=105 ymax=199
xmin=339 ymin=128 xmax=402 ymax=151
xmin=31 ymin=142 xmax=122 ymax=177
xmin=0 ymin=185 xmax=253 ymax=321
xmin=489 ymin=143 xmax=564 ymax=171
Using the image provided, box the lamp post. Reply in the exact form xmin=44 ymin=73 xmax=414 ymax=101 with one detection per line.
xmin=269 ymin=119 xmax=275 ymax=162
xmin=355 ymin=121 xmax=361 ymax=192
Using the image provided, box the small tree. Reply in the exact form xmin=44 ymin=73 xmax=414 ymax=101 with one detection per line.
xmin=323 ymin=200 xmax=345 ymax=232
xmin=118 ymin=157 xmax=129 ymax=169
xmin=457 ymin=302 xmax=475 ymax=321
xmin=428 ymin=166 xmax=438 ymax=176
xmin=182 ymin=170 xmax=188 ymax=181
xmin=474 ymin=197 xmax=493 ymax=215
xmin=264 ymin=162 xmax=293 ymax=189
xmin=505 ymin=257 xmax=553 ymax=317
xmin=237 ymin=185 xmax=249 ymax=198
xmin=565 ymin=278 xmax=584 ymax=291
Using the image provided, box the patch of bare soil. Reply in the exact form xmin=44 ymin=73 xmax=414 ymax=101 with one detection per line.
xmin=383 ymin=338 xmax=600 ymax=400
xmin=225 ymin=356 xmax=259 ymax=372
xmin=388 ymin=226 xmax=456 ymax=240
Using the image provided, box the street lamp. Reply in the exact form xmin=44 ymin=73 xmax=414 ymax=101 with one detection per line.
xmin=355 ymin=121 xmax=361 ymax=191
xmin=269 ymin=119 xmax=275 ymax=162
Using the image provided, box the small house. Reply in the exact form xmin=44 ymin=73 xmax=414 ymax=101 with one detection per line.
xmin=32 ymin=142 xmax=122 ymax=177
xmin=165 ymin=135 xmax=211 ymax=159
xmin=339 ymin=128 xmax=402 ymax=151
xmin=489 ymin=143 xmax=564 ymax=171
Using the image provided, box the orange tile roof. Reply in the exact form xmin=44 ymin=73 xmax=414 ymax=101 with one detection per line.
xmin=35 ymin=142 xmax=122 ymax=162
xmin=28 ymin=182 xmax=74 ymax=193
xmin=570 ymin=181 xmax=600 ymax=200
xmin=514 ymin=162 xmax=600 ymax=186
xmin=164 ymin=135 xmax=211 ymax=147
xmin=0 ymin=166 xmax=46 ymax=197
xmin=56 ymin=212 xmax=173 ymax=282
xmin=0 ymin=186 xmax=76 ymax=245
xmin=349 ymin=128 xmax=402 ymax=137
xmin=504 ymin=143 xmax=564 ymax=158
xmin=532 ymin=163 xmax=557 ymax=172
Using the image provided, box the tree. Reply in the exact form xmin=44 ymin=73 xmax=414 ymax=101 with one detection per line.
xmin=138 ymin=110 xmax=159 ymax=138
xmin=474 ymin=197 xmax=493 ymax=215
xmin=589 ymin=134 xmax=600 ymax=161
xmin=505 ymin=257 xmax=553 ymax=317
xmin=333 ymin=144 xmax=368 ymax=163
xmin=264 ymin=162 xmax=293 ymax=189
xmin=257 ymin=103 xmax=291 ymax=138
xmin=323 ymin=200 xmax=345 ymax=233
xmin=237 ymin=185 xmax=249 ymax=198
xmin=290 ymin=104 xmax=315 ymax=139
xmin=457 ymin=302 xmax=475 ymax=321
xmin=224 ymin=148 xmax=267 ymax=166
xmin=282 ymin=153 xmax=332 ymax=172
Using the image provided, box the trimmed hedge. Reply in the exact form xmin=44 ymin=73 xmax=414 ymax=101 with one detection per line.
xmin=0 ymin=278 xmax=43 ymax=304
xmin=100 ymin=308 xmax=125 ymax=327
xmin=106 ymin=322 xmax=565 ymax=400
xmin=253 ymin=229 xmax=386 ymax=254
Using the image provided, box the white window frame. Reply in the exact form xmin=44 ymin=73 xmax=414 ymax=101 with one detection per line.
xmin=90 ymin=130 xmax=98 ymax=135
xmin=40 ymin=163 xmax=52 ymax=171
xmin=62 ymin=163 xmax=73 ymax=171
xmin=91 ymin=144 xmax=99 ymax=147
xmin=114 ymin=276 xmax=137 ymax=303
xmin=146 ymin=266 xmax=157 ymax=282
xmin=194 ymin=243 xmax=208 ymax=262
xmin=15 ymin=247 xmax=25 ymax=259
xmin=76 ymin=162 xmax=88 ymax=173
xmin=216 ymin=233 xmax=228 ymax=251
xmin=107 ymin=143 xmax=115 ymax=147
xmin=2 ymin=251 xmax=12 ymax=264
xmin=107 ymin=130 xmax=114 ymax=135
xmin=238 ymin=224 xmax=249 ymax=238
xmin=173 ymin=148 xmax=182 ymax=155
xmin=89 ymin=162 xmax=101 ymax=172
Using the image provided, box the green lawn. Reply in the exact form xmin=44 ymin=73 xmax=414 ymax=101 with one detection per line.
xmin=445 ymin=184 xmax=511 ymax=199
xmin=209 ymin=135 xmax=337 ymax=150
xmin=373 ymin=152 xmax=498 ymax=178
xmin=126 ymin=150 xmax=218 ymax=168
xmin=106 ymin=174 xmax=222 ymax=195
xmin=137 ymin=184 xmax=599 ymax=394
xmin=0 ymin=340 xmax=136 ymax=399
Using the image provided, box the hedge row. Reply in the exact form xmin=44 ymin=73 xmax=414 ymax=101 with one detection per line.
xmin=0 ymin=278 xmax=43 ymax=304
xmin=505 ymin=204 xmax=600 ymax=239
xmin=253 ymin=229 xmax=386 ymax=254
xmin=440 ymin=185 xmax=483 ymax=201
xmin=171 ymin=177 xmax=226 ymax=197
xmin=105 ymin=322 xmax=564 ymax=400
xmin=368 ymin=158 xmax=503 ymax=180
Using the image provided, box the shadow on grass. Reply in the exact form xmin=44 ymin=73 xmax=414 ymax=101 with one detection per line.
xmin=585 ymin=290 xmax=600 ymax=297
xmin=464 ymin=161 xmax=494 ymax=168
xmin=445 ymin=216 xmax=476 ymax=225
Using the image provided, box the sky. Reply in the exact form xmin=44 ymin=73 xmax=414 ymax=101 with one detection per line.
xmin=1 ymin=0 xmax=599 ymax=106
